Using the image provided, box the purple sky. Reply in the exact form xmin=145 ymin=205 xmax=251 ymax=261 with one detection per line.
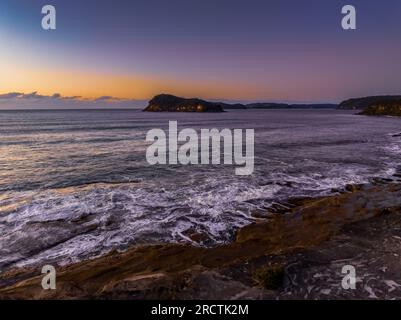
xmin=1 ymin=0 xmax=401 ymax=108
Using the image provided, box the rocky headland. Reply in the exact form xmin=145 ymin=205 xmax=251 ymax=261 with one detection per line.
xmin=338 ymin=95 xmax=401 ymax=117
xmin=143 ymin=94 xmax=225 ymax=112
xmin=359 ymin=101 xmax=401 ymax=116
xmin=2 ymin=181 xmax=401 ymax=300
xmin=338 ymin=95 xmax=401 ymax=110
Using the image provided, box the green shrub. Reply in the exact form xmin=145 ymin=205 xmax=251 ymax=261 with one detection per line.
xmin=252 ymin=265 xmax=285 ymax=290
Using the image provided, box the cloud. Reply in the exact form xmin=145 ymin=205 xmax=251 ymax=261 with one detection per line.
xmin=22 ymin=92 xmax=51 ymax=99
xmin=0 ymin=92 xmax=51 ymax=100
xmin=0 ymin=91 xmax=146 ymax=109
xmin=94 ymin=96 xmax=124 ymax=102
xmin=94 ymin=96 xmax=114 ymax=102
xmin=62 ymin=95 xmax=82 ymax=100
xmin=0 ymin=92 xmax=23 ymax=99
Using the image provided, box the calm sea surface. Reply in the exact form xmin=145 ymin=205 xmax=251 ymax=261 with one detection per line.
xmin=1 ymin=109 xmax=401 ymax=268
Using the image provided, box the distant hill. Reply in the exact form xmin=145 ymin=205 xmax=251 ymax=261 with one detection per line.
xmin=338 ymin=95 xmax=401 ymax=110
xmin=143 ymin=94 xmax=337 ymax=112
xmin=240 ymin=103 xmax=337 ymax=110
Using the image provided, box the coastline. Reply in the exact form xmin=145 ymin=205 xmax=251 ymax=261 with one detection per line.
xmin=2 ymin=181 xmax=401 ymax=299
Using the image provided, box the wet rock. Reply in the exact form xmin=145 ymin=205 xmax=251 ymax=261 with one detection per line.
xmin=0 ymin=220 xmax=99 ymax=269
xmin=252 ymin=265 xmax=285 ymax=290
xmin=370 ymin=177 xmax=394 ymax=185
xmin=174 ymin=270 xmax=265 ymax=300
xmin=345 ymin=184 xmax=363 ymax=192
xmin=182 ymin=228 xmax=210 ymax=245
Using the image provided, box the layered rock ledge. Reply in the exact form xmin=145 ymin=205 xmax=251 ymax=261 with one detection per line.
xmin=1 ymin=183 xmax=401 ymax=299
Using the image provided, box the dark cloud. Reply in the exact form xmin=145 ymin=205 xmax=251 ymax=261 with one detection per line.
xmin=62 ymin=95 xmax=82 ymax=100
xmin=95 ymin=96 xmax=113 ymax=101
xmin=21 ymin=92 xmax=48 ymax=99
xmin=0 ymin=92 xmax=23 ymax=99
xmin=0 ymin=91 xmax=146 ymax=109
xmin=94 ymin=96 xmax=123 ymax=102
xmin=0 ymin=91 xmax=82 ymax=101
xmin=5 ymin=92 xmax=68 ymax=100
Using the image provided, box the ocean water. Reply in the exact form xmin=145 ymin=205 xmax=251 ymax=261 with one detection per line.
xmin=1 ymin=109 xmax=401 ymax=269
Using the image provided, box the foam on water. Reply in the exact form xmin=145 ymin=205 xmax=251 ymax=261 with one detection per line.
xmin=0 ymin=180 xmax=278 ymax=267
xmin=1 ymin=160 xmax=398 ymax=269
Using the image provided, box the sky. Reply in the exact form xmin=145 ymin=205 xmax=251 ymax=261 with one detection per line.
xmin=1 ymin=0 xmax=401 ymax=108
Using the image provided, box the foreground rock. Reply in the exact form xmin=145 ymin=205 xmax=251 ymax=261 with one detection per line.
xmin=1 ymin=183 xmax=401 ymax=299
xmin=143 ymin=94 xmax=224 ymax=112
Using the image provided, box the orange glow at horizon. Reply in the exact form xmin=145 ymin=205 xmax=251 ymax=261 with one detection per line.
xmin=0 ymin=61 xmax=274 ymax=101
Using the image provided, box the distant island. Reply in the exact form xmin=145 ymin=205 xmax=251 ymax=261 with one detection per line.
xmin=338 ymin=95 xmax=401 ymax=116
xmin=230 ymin=102 xmax=337 ymax=110
xmin=143 ymin=94 xmax=337 ymax=112
xmin=144 ymin=94 xmax=225 ymax=112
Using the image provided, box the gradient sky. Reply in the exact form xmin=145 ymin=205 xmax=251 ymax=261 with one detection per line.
xmin=1 ymin=0 xmax=401 ymax=108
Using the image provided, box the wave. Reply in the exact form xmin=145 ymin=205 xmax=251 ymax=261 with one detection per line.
xmin=1 ymin=160 xmax=399 ymax=270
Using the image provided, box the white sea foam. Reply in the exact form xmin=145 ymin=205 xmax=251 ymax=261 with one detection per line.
xmin=0 ymin=179 xmax=281 ymax=267
xmin=384 ymin=143 xmax=401 ymax=155
xmin=1 ymin=159 xmax=397 ymax=269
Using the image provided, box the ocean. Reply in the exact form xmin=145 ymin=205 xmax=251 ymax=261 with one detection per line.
xmin=1 ymin=109 xmax=401 ymax=269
